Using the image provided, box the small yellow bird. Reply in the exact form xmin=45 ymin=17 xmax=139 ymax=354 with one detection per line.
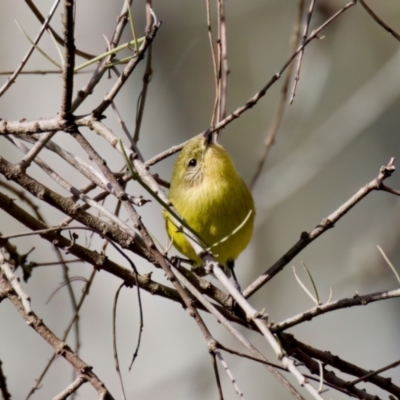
xmin=163 ymin=132 xmax=255 ymax=279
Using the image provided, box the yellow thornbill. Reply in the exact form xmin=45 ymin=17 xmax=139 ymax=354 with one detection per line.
xmin=163 ymin=132 xmax=255 ymax=279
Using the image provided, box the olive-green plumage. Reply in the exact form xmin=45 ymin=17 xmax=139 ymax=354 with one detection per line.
xmin=163 ymin=135 xmax=255 ymax=274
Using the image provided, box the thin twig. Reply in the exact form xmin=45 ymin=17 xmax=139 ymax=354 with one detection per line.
xmin=145 ymin=137 xmax=191 ymax=167
xmin=381 ymin=183 xmax=400 ymax=197
xmin=0 ymin=273 xmax=116 ymax=399
xmin=19 ymin=131 xmax=56 ymax=169
xmin=290 ymin=0 xmax=315 ymax=104
xmin=25 ymin=268 xmax=97 ymax=399
xmin=272 ymin=288 xmax=400 ymax=332
xmin=216 ymin=0 xmax=229 ymax=125
xmin=0 ymin=0 xmax=61 ymax=96
xmin=250 ymin=0 xmax=304 ymax=190
xmin=214 ymin=351 xmax=244 ymax=399
xmin=112 ymin=283 xmax=127 ymax=400
xmin=91 ymin=20 xmax=160 ymax=118
xmin=0 ymin=69 xmax=92 ymax=75
xmin=209 ymin=1 xmax=357 ymax=135
xmin=133 ymin=41 xmax=153 ymax=144
xmin=206 ymin=0 xmax=219 ymax=127
xmin=359 ymin=0 xmax=400 ymax=42
xmin=111 ymin=102 xmax=145 ymax=162
xmin=52 ymin=376 xmax=86 ymax=400
xmin=16 ymin=131 xmax=118 ymax=192
xmin=376 ymin=245 xmax=400 ymax=285
xmin=346 ymin=359 xmax=400 ymax=387
xmin=209 ymin=353 xmax=224 ymax=400
xmin=292 ymin=265 xmax=318 ymax=305
xmin=14 ymin=20 xmax=62 ymax=69
xmin=70 ymin=1 xmax=134 ymax=112
xmin=24 ymin=0 xmax=95 ymax=59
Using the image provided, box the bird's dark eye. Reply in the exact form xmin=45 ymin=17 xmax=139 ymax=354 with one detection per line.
xmin=188 ymin=158 xmax=197 ymax=168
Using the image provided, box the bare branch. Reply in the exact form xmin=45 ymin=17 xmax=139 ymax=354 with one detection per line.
xmin=133 ymin=42 xmax=153 ymax=144
xmin=70 ymin=1 xmax=134 ymax=112
xmin=60 ymin=0 xmax=76 ymax=117
xmin=244 ymin=158 xmax=396 ymax=298
xmin=290 ymin=0 xmax=315 ymax=104
xmin=0 ymin=0 xmax=61 ymax=96
xmin=250 ymin=0 xmax=304 ymax=190
xmin=0 ymin=252 xmax=31 ymax=314
xmin=359 ymin=0 xmax=400 ymax=42
xmin=211 ymin=263 xmax=321 ymax=399
xmin=206 ymin=0 xmax=219 ymax=127
xmin=172 ymin=265 xmax=306 ymax=400
xmin=52 ymin=376 xmax=86 ymax=400
xmin=209 ymin=0 xmax=357 ymax=134
xmin=281 ymin=334 xmax=400 ymax=398
xmin=216 ymin=0 xmax=229 ymax=124
xmin=273 ymin=288 xmax=400 ymax=332
xmin=280 ymin=334 xmax=380 ymax=400
xmin=91 ymin=20 xmax=161 ymax=118
xmin=112 ymin=283 xmax=127 ymax=400
xmin=24 ymin=0 xmax=95 ymax=59
xmin=0 ymin=273 xmax=116 ymax=399
xmin=0 ymin=191 xmax=181 ymax=304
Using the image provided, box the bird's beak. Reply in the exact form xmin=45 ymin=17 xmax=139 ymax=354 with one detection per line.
xmin=203 ymin=129 xmax=213 ymax=148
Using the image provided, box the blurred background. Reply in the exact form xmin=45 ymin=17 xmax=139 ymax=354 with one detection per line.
xmin=0 ymin=0 xmax=400 ymax=399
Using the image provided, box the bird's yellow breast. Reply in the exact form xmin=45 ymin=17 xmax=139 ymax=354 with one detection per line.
xmin=163 ymin=136 xmax=255 ymax=271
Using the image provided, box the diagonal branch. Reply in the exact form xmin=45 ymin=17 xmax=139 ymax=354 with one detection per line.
xmin=0 ymin=156 xmax=149 ymax=259
xmin=24 ymin=0 xmax=94 ymax=59
xmin=70 ymin=1 xmax=134 ymax=112
xmin=209 ymin=0 xmax=356 ymax=134
xmin=281 ymin=333 xmax=400 ymax=398
xmin=250 ymin=0 xmax=304 ymax=190
xmin=289 ymin=0 xmax=315 ymax=104
xmin=280 ymin=334 xmax=380 ymax=400
xmin=0 ymin=272 xmax=116 ymax=400
xmin=0 ymin=190 xmax=182 ymax=306
xmin=140 ymin=0 xmax=357 ymax=166
xmin=272 ymin=288 xmax=400 ymax=332
xmin=91 ymin=20 xmax=161 ymax=118
xmin=359 ymin=0 xmax=400 ymax=42
xmin=244 ymin=158 xmax=396 ymax=298
xmin=0 ymin=0 xmax=61 ymax=97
